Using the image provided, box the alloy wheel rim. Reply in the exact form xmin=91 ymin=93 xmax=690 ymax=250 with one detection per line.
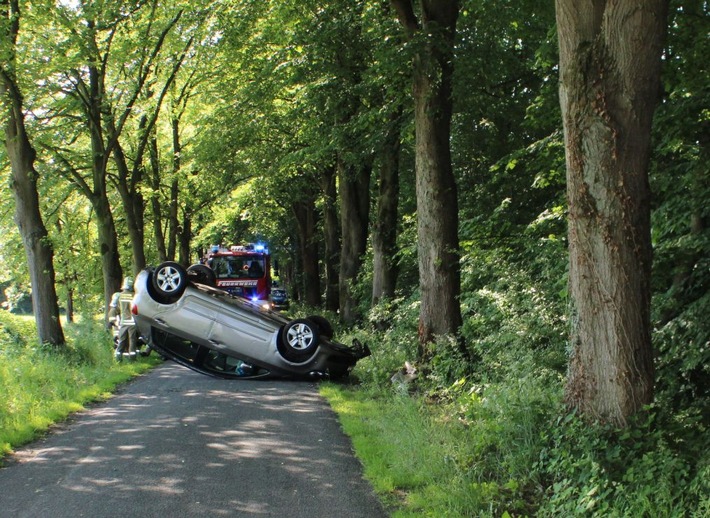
xmin=157 ymin=266 xmax=181 ymax=292
xmin=287 ymin=323 xmax=314 ymax=350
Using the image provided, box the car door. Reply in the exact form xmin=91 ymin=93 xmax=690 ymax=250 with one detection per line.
xmin=201 ymin=290 xmax=281 ymax=358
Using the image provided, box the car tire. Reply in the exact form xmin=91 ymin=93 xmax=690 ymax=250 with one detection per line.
xmin=279 ymin=318 xmax=320 ymax=362
xmin=151 ymin=261 xmax=188 ymax=303
xmin=306 ymin=315 xmax=334 ymax=339
xmin=187 ymin=264 xmax=217 ymax=287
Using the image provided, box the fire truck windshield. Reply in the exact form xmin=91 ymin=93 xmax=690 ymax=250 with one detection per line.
xmin=210 ymin=256 xmax=265 ymax=279
xmin=202 ymin=243 xmax=271 ymax=301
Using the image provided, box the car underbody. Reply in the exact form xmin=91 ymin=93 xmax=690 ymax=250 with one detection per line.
xmin=132 ymin=263 xmax=370 ymax=380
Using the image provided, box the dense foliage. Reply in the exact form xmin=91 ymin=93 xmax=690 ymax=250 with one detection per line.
xmin=0 ymin=0 xmax=707 ymax=515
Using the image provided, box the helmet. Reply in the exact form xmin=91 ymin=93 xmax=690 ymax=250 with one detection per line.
xmin=122 ymin=277 xmax=134 ymax=291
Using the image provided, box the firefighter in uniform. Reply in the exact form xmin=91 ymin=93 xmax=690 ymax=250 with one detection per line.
xmin=111 ymin=277 xmax=138 ymax=362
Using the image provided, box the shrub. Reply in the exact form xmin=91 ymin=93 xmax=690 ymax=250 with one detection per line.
xmin=534 ymin=410 xmax=709 ymax=517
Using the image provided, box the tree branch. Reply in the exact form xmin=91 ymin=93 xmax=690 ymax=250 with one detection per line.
xmin=390 ymin=0 xmax=419 ymax=36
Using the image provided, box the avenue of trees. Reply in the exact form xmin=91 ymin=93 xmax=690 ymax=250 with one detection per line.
xmin=1 ymin=0 xmax=707 ymax=434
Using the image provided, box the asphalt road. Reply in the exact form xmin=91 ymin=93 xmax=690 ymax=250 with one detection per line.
xmin=0 ymin=362 xmax=387 ymax=518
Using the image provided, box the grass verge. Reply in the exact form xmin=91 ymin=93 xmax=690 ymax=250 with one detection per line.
xmin=322 ymin=373 xmax=709 ymax=517
xmin=0 ymin=312 xmax=159 ymax=461
xmin=321 ymin=382 xmax=540 ymax=517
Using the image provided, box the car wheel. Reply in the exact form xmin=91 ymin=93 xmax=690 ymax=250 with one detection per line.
xmin=307 ymin=315 xmax=334 ymax=339
xmin=187 ymin=264 xmax=217 ymax=287
xmin=279 ymin=318 xmax=320 ymax=362
xmin=151 ymin=261 xmax=187 ymax=303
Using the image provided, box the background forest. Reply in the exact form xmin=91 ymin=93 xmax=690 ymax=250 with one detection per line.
xmin=0 ymin=0 xmax=708 ymax=515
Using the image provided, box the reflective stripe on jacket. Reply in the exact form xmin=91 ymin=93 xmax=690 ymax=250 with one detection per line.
xmin=118 ymin=291 xmax=135 ymax=325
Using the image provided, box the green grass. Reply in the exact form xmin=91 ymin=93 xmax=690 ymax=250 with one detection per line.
xmin=322 ymin=386 xmax=449 ymax=506
xmin=0 ymin=311 xmax=159 ymax=460
xmin=321 ymin=380 xmax=550 ymax=517
xmin=322 ymin=311 xmax=561 ymax=516
xmin=322 ymin=369 xmax=709 ymax=517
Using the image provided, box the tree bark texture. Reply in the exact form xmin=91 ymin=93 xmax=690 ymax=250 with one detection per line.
xmin=110 ymin=41 xmax=186 ymax=275
xmin=93 ymin=193 xmax=124 ymax=317
xmin=338 ymin=159 xmax=371 ymax=325
xmin=372 ymin=111 xmax=401 ymax=305
xmin=392 ymin=0 xmax=462 ymax=357
xmin=292 ymin=197 xmax=321 ymax=307
xmin=556 ymin=0 xmax=668 ymax=426
xmin=178 ymin=213 xmax=191 ymax=267
xmin=61 ymin=17 xmax=124 ymax=318
xmin=168 ymin=176 xmax=180 ymax=261
xmin=83 ymin=60 xmax=124 ymax=316
xmin=1 ymin=0 xmax=65 ymax=345
xmin=111 ymin=135 xmax=146 ymax=275
xmin=320 ymin=164 xmax=340 ymax=313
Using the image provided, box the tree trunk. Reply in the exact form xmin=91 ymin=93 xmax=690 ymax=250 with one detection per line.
xmin=556 ymin=0 xmax=668 ymax=426
xmin=111 ymin=137 xmax=146 ymax=275
xmin=149 ymin=132 xmax=168 ymax=262
xmin=1 ymin=0 xmax=65 ymax=346
xmin=338 ymin=159 xmax=371 ymax=325
xmin=168 ymin=117 xmax=181 ymax=261
xmin=84 ymin=59 xmax=124 ymax=318
xmin=65 ymin=289 xmax=74 ymax=324
xmin=93 ymin=194 xmax=124 ymax=319
xmin=292 ymin=198 xmax=321 ymax=307
xmin=372 ymin=111 xmax=402 ymax=305
xmin=60 ymin=19 xmax=124 ymax=319
xmin=178 ymin=212 xmax=191 ymax=267
xmin=320 ymin=164 xmax=340 ymax=312
xmin=392 ymin=0 xmax=463 ymax=358
xmin=287 ymin=247 xmax=301 ymax=303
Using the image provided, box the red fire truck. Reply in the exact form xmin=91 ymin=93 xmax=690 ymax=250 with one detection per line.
xmin=202 ymin=243 xmax=271 ymax=302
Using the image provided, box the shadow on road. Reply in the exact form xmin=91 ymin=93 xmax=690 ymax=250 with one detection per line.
xmin=0 ymin=363 xmax=386 ymax=518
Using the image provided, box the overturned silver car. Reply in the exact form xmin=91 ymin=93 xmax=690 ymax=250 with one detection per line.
xmin=132 ymin=262 xmax=370 ymax=380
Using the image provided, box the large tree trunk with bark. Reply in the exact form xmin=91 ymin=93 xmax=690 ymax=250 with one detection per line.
xmin=392 ymin=0 xmax=463 ymax=359
xmin=292 ymin=197 xmax=321 ymax=307
xmin=556 ymin=0 xmax=668 ymax=426
xmin=320 ymin=164 xmax=340 ymax=313
xmin=63 ymin=21 xmax=123 ymax=319
xmin=111 ymin=137 xmax=146 ymax=275
xmin=83 ymin=60 xmax=124 ymax=317
xmin=372 ymin=111 xmax=402 ymax=305
xmin=338 ymin=159 xmax=371 ymax=325
xmin=112 ymin=56 xmax=185 ymax=274
xmin=93 ymin=194 xmax=124 ymax=317
xmin=1 ymin=0 xmax=65 ymax=346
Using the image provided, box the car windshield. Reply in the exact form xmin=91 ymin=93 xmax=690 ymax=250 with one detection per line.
xmin=210 ymin=256 xmax=265 ymax=279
